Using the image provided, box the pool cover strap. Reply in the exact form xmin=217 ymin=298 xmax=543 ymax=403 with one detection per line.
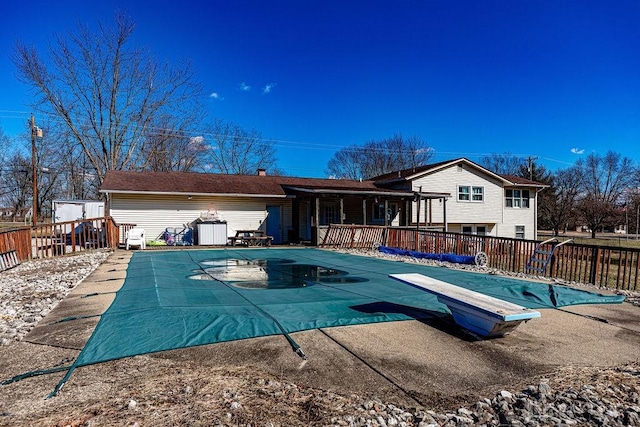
xmin=187 ymin=251 xmax=308 ymax=360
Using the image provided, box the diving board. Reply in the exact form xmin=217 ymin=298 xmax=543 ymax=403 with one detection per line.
xmin=389 ymin=273 xmax=541 ymax=338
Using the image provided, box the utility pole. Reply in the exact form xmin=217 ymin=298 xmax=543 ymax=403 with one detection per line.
xmin=30 ymin=114 xmax=43 ymax=227
xmin=527 ymin=156 xmax=539 ymax=181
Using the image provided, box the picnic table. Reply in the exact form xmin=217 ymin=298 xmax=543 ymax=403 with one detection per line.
xmin=228 ymin=230 xmax=273 ymax=247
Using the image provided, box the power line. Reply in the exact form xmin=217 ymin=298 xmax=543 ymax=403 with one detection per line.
xmin=0 ymin=109 xmax=580 ymax=172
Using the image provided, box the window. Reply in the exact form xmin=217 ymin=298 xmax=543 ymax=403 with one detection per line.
xmin=458 ymin=186 xmax=483 ymax=202
xmin=372 ymin=202 xmax=398 ymax=224
xmin=458 ymin=186 xmax=470 ymax=201
xmin=321 ymin=203 xmax=338 ymax=226
xmin=461 ymin=225 xmax=487 ymax=235
xmin=505 ymin=189 xmax=530 ymax=208
xmin=472 ymin=186 xmax=484 ymax=201
xmin=515 ymin=225 xmax=525 ymax=239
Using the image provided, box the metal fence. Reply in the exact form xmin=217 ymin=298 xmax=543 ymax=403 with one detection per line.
xmin=321 ymin=224 xmax=640 ymax=291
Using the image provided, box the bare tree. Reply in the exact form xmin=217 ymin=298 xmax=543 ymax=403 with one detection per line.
xmin=0 ymin=126 xmax=8 ymax=163
xmin=0 ymin=153 xmax=31 ymax=220
xmin=58 ymin=135 xmax=94 ymax=199
xmin=629 ymin=189 xmax=640 ymax=236
xmin=0 ymin=122 xmax=64 ymax=220
xmin=326 ymin=133 xmax=433 ymax=180
xmin=13 ymin=12 xmax=204 ymax=189
xmin=479 ymin=152 xmax=527 ymax=176
xmin=0 ymin=127 xmax=10 ymax=204
xmin=203 ymin=119 xmax=281 ymax=175
xmin=539 ymin=167 xmax=583 ymax=236
xmin=326 ymin=149 xmax=364 ymax=180
xmin=575 ymin=151 xmax=637 ymax=238
xmin=139 ymin=116 xmax=206 ymax=172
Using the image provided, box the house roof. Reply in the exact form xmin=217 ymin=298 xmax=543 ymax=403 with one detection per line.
xmin=100 ymin=170 xmax=449 ymax=199
xmin=101 ymin=170 xmax=288 ymax=197
xmin=371 ymin=158 xmax=548 ymax=188
xmin=500 ymin=175 xmax=547 ymax=187
xmin=370 ymin=159 xmax=454 ymax=182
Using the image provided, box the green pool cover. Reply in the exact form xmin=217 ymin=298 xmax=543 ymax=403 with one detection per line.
xmin=49 ymin=248 xmax=623 ymax=395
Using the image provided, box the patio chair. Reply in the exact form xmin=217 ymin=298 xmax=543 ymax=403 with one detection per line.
xmin=126 ymin=228 xmax=146 ymax=250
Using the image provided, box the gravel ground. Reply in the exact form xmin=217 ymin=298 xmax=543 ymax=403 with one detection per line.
xmin=0 ymin=249 xmax=639 ymax=426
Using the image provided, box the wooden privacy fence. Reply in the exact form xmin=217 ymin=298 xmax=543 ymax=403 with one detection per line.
xmin=321 ymin=224 xmax=640 ymax=291
xmin=0 ymin=217 xmax=136 ymax=263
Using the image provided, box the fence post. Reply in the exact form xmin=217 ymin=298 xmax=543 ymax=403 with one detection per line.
xmin=589 ymin=247 xmax=600 ymax=286
xmin=548 ymin=242 xmax=558 ymax=276
xmin=350 ymin=227 xmax=356 ymax=248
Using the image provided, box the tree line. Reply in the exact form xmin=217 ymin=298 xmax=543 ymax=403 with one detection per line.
xmin=479 ymin=152 xmax=640 ymax=238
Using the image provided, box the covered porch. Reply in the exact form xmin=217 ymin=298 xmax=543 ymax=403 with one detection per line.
xmin=282 ymin=186 xmax=450 ymax=245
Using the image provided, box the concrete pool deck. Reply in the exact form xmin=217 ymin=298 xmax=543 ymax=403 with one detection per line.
xmin=24 ymin=249 xmax=640 ymax=407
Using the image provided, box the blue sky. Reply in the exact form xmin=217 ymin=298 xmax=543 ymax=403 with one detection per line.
xmin=1 ymin=1 xmax=639 ymax=177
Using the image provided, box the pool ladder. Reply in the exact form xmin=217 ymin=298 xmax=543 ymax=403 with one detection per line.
xmin=525 ymin=238 xmax=573 ymax=275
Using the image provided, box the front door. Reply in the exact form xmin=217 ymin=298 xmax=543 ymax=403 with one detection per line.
xmin=266 ymin=206 xmax=282 ymax=244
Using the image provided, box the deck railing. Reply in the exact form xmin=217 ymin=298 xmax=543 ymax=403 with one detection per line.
xmin=0 ymin=217 xmax=136 ymax=263
xmin=321 ymin=224 xmax=640 ymax=291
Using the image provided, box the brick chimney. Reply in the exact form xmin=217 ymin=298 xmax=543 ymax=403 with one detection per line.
xmin=257 ymin=168 xmax=267 ymax=176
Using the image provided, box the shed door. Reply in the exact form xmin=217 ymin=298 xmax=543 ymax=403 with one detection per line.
xmin=266 ymin=206 xmax=282 ymax=244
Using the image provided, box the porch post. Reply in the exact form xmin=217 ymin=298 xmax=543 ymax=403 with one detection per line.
xmin=442 ymin=198 xmax=448 ymax=232
xmin=384 ymin=199 xmax=389 ymax=226
xmin=362 ymin=198 xmax=367 ymax=225
xmin=416 ymin=187 xmax=421 ymax=231
xmin=312 ymin=197 xmax=320 ymax=246
xmin=405 ymin=200 xmax=410 ymax=226
xmin=340 ymin=197 xmax=344 ymax=224
xmin=291 ymin=197 xmax=300 ymax=243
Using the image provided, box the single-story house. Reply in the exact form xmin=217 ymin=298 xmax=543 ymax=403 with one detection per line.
xmin=99 ymin=158 xmax=546 ymax=245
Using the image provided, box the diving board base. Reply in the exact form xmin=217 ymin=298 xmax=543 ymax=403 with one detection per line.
xmin=389 ymin=273 xmax=541 ymax=338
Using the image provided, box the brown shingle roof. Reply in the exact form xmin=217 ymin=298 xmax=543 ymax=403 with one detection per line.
xmin=500 ymin=174 xmax=547 ymax=187
xmin=369 ymin=159 xmax=454 ymax=182
xmin=371 ymin=158 xmax=547 ymax=187
xmin=100 ymin=170 xmax=405 ymax=196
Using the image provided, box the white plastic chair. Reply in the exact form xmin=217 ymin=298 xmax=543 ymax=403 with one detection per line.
xmin=126 ymin=228 xmax=146 ymax=250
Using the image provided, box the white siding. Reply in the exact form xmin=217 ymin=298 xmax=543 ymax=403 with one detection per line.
xmin=413 ymin=164 xmax=502 ymax=225
xmin=109 ymin=194 xmax=291 ymax=243
xmin=501 ymin=191 xmax=537 ymax=240
xmin=408 ymin=163 xmax=537 ymax=239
